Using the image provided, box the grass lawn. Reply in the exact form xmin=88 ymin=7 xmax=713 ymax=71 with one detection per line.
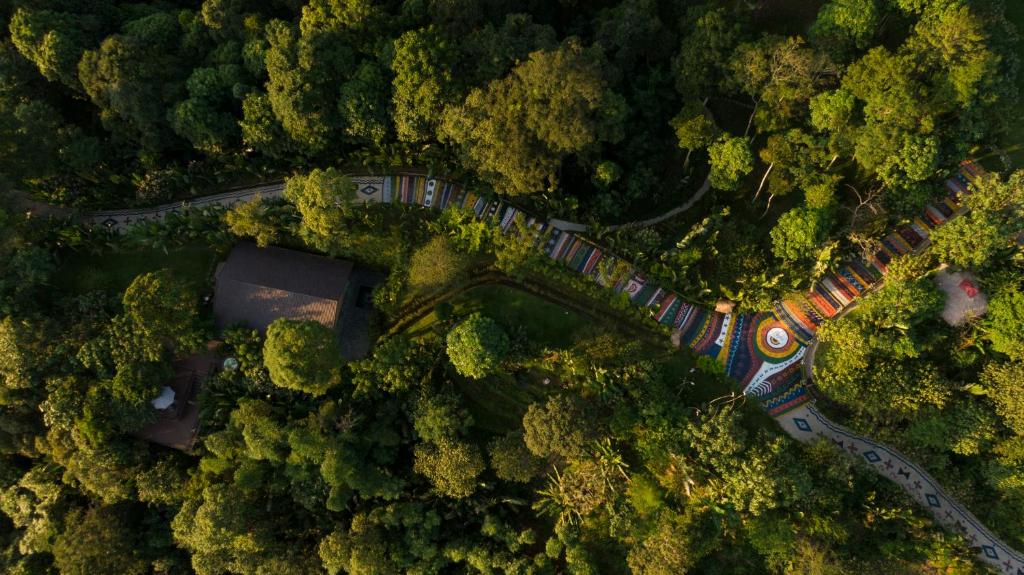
xmin=407 ymin=284 xmax=604 ymax=433
xmin=55 ymin=244 xmax=220 ymax=296
xmin=404 ymin=284 xmax=599 ymax=347
xmin=403 ymin=284 xmax=738 ymax=434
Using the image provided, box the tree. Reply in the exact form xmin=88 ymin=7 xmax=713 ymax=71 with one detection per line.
xmin=725 ymin=36 xmax=833 ymax=133
xmin=338 ymin=60 xmax=391 ymax=145
xmin=593 ymin=0 xmax=669 ymax=70
xmin=349 ymin=335 xmax=435 ymax=395
xmin=0 ymin=464 xmax=73 ymax=556
xmin=0 ymin=244 xmax=56 ymax=314
xmin=414 ymin=438 xmax=485 ymax=498
xmin=983 ymin=361 xmax=1024 ymax=436
xmin=225 ymin=196 xmax=285 ymax=247
xmin=809 ymin=88 xmax=857 ymax=158
xmin=842 ymin=47 xmax=939 ymax=198
xmin=770 ymin=206 xmax=833 ymax=262
xmin=391 ymin=26 xmax=460 ymax=142
xmin=443 ymin=38 xmax=627 ymax=196
xmin=0 ymin=43 xmax=66 ymax=186
xmin=412 ymin=391 xmax=472 ymax=444
xmin=170 ymin=65 xmax=248 ymax=152
xmin=284 ymin=168 xmax=357 ymax=253
xmin=0 ymin=316 xmax=33 ymax=392
xmin=78 ymin=12 xmax=192 ymax=154
xmin=488 ymin=432 xmax=542 ymax=483
xmin=814 ymin=275 xmax=951 ymax=422
xmin=672 ymin=7 xmax=741 ymax=97
xmin=492 ymin=214 xmax=546 ymax=280
xmin=52 ymin=505 xmax=148 ymax=575
xmin=263 ymin=318 xmax=344 ymax=396
xmin=239 ymin=91 xmax=301 ymax=160
xmin=810 ymin=0 xmax=880 ymax=52
xmin=932 ymin=170 xmax=1024 ymax=269
xmin=263 ymin=18 xmax=348 ymax=153
xmin=8 ymin=6 xmax=103 ymax=90
xmin=907 ymin=1 xmax=999 ymax=107
xmin=231 ymin=398 xmax=289 ymax=462
xmin=627 ymin=510 xmax=717 ymax=574
xmin=522 ymin=394 xmax=590 ymax=460
xmin=707 ymin=136 xmax=753 ymax=191
xmin=173 ymin=483 xmax=303 ymax=575
xmin=409 ymin=236 xmax=470 ymax=291
xmin=985 ymin=287 xmax=1024 ymax=360
xmin=318 ymin=514 xmax=399 ymax=575
xmin=464 ymin=13 xmax=557 ymax=83
xmin=445 ymin=314 xmax=509 ymax=379
xmin=121 ymin=270 xmax=200 ymax=355
xmin=929 ymin=213 xmax=1004 ymax=268
xmin=671 ymin=101 xmax=716 ymax=168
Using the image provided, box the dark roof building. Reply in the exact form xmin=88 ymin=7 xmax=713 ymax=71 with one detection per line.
xmin=135 ymin=344 xmax=221 ymax=451
xmin=213 ymin=243 xmax=354 ymax=332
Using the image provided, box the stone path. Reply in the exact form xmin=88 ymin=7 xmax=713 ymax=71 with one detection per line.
xmin=780 ymin=404 xmax=1024 ymax=573
xmin=83 ymin=168 xmax=1023 ymax=572
xmin=88 ymin=182 xmax=285 ymax=232
xmin=547 ymin=173 xmax=711 ymax=233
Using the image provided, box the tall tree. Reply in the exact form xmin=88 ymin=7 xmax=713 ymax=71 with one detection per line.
xmin=263 ymin=318 xmax=344 ymax=396
xmin=445 ymin=314 xmax=509 ymax=379
xmin=52 ymin=505 xmax=149 ymax=575
xmin=391 ymin=26 xmax=461 ymax=143
xmin=707 ymin=135 xmax=753 ymax=191
xmin=283 ymin=168 xmax=357 ymax=253
xmin=443 ymin=38 xmax=627 ymax=196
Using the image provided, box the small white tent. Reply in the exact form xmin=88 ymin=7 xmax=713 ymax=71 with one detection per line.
xmin=151 ymin=386 xmax=176 ymax=410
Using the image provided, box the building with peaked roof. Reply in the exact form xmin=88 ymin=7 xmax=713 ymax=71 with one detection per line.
xmin=213 ymin=242 xmax=354 ymax=332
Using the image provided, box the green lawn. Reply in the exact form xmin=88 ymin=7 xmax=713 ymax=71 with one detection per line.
xmin=55 ymin=244 xmax=219 ymax=296
xmin=407 ymin=285 xmax=603 ymax=433
xmin=402 ymin=284 xmax=738 ymax=434
xmin=404 ymin=284 xmax=600 ymax=348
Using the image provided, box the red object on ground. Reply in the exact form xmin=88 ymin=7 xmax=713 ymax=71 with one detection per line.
xmin=959 ymin=278 xmax=979 ymax=298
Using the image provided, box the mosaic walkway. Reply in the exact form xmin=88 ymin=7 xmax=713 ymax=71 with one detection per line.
xmin=86 ymin=164 xmax=1023 ymax=572
xmin=780 ymin=404 xmax=1024 ymax=573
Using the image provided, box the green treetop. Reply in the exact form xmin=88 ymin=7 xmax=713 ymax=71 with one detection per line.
xmin=263 ymin=318 xmax=344 ymax=396
xmin=445 ymin=313 xmax=509 ymax=379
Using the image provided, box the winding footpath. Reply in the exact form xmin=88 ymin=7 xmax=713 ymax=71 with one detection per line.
xmin=83 ymin=168 xmax=1023 ymax=572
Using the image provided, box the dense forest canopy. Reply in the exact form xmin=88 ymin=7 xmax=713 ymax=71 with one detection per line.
xmin=2 ymin=0 xmax=1024 ymax=574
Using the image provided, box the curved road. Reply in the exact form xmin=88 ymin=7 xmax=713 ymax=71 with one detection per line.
xmin=82 ymin=171 xmax=1023 ymax=573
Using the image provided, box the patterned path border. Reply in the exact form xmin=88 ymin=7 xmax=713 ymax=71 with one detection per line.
xmin=89 ymin=182 xmax=285 ymax=232
xmin=84 ymin=170 xmax=1023 ymax=572
xmin=781 ymin=404 xmax=1024 ymax=573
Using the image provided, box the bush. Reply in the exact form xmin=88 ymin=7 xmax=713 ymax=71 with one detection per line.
xmin=134 ymin=168 xmax=183 ymax=205
xmin=409 ymin=236 xmax=471 ymax=292
xmin=488 ymin=432 xmax=543 ymax=482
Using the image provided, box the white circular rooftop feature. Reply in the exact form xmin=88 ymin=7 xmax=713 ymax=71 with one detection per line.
xmin=766 ymin=327 xmax=790 ymax=349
